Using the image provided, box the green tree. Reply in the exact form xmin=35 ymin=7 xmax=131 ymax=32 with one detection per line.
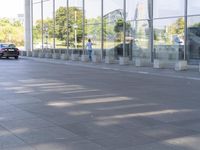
xmin=55 ymin=6 xmax=83 ymax=46
xmin=55 ymin=6 xmax=67 ymax=40
xmin=85 ymin=17 xmax=102 ymax=41
xmin=0 ymin=18 xmax=24 ymax=46
xmin=169 ymin=18 xmax=184 ymax=36
xmin=114 ymin=19 xmax=131 ymax=42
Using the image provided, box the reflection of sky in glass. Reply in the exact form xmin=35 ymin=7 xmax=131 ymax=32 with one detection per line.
xmin=154 ymin=0 xmax=184 ymax=18
xmin=56 ymin=0 xmax=67 ymax=9
xmin=188 ymin=16 xmax=200 ymax=26
xmin=0 ymin=0 xmax=24 ymax=18
xmin=154 ymin=18 xmax=181 ymax=29
xmin=33 ymin=3 xmax=41 ymax=24
xmin=126 ymin=0 xmax=148 ymax=20
xmin=85 ymin=0 xmax=101 ymax=19
xmin=104 ymin=0 xmax=123 ymax=15
xmin=33 ymin=0 xmax=41 ymax=3
xmin=69 ymin=0 xmax=82 ymax=7
xmin=33 ymin=0 xmax=200 ymax=24
xmin=188 ymin=0 xmax=200 ymax=15
xmin=43 ymin=0 xmax=53 ymax=19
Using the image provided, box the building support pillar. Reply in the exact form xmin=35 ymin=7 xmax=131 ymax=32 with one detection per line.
xmin=24 ymin=0 xmax=32 ymax=52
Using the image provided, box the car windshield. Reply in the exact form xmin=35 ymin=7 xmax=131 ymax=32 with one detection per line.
xmin=1 ymin=44 xmax=9 ymax=48
xmin=0 ymin=44 xmax=16 ymax=48
xmin=8 ymin=44 xmax=16 ymax=48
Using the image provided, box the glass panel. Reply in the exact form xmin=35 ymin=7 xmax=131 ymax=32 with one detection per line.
xmin=85 ymin=24 xmax=101 ymax=55
xmin=85 ymin=0 xmax=101 ymax=23
xmin=154 ymin=18 xmax=185 ymax=61
xmin=126 ymin=0 xmax=149 ymax=21
xmin=187 ymin=16 xmax=200 ymax=60
xmin=55 ymin=0 xmax=67 ymax=49
xmin=33 ymin=0 xmax=41 ymax=3
xmin=33 ymin=1 xmax=42 ymax=50
xmin=69 ymin=0 xmax=83 ymax=52
xmin=104 ymin=0 xmax=124 ymax=59
xmin=85 ymin=0 xmax=101 ymax=55
xmin=43 ymin=0 xmax=54 ymax=50
xmin=188 ymin=0 xmax=200 ymax=15
xmin=126 ymin=20 xmax=150 ymax=61
xmin=154 ymin=0 xmax=184 ymax=18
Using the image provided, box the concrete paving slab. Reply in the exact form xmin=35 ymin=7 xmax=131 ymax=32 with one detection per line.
xmin=0 ymin=58 xmax=200 ymax=150
xmin=0 ymin=134 xmax=26 ymax=150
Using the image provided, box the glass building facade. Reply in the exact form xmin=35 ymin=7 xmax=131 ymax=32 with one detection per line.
xmin=31 ymin=0 xmax=200 ymax=64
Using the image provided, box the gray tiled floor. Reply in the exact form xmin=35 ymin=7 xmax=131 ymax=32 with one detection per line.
xmin=0 ymin=57 xmax=200 ymax=150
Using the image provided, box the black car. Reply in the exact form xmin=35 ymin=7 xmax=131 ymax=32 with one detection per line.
xmin=0 ymin=43 xmax=19 ymax=59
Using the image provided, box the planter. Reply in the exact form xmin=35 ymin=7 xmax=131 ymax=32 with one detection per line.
xmin=38 ymin=52 xmax=45 ymax=58
xmin=61 ymin=54 xmax=70 ymax=60
xmin=92 ymin=55 xmax=101 ymax=63
xmin=27 ymin=51 xmax=32 ymax=57
xmin=119 ymin=57 xmax=129 ymax=65
xmin=45 ymin=53 xmax=52 ymax=58
xmin=153 ymin=59 xmax=166 ymax=69
xmin=175 ymin=60 xmax=188 ymax=71
xmin=71 ymin=54 xmax=79 ymax=61
xmin=105 ymin=56 xmax=115 ymax=64
xmin=81 ymin=55 xmax=89 ymax=62
xmin=135 ymin=58 xmax=151 ymax=67
xmin=52 ymin=53 xmax=60 ymax=59
xmin=20 ymin=51 xmax=27 ymax=56
xmin=32 ymin=51 xmax=39 ymax=57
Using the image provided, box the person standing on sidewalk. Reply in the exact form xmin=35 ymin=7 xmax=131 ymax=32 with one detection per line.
xmin=86 ymin=39 xmax=93 ymax=61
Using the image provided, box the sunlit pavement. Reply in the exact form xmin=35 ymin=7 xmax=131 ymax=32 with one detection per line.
xmin=0 ymin=57 xmax=200 ymax=150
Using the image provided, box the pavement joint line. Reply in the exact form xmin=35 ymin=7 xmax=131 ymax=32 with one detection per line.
xmin=138 ymin=71 xmax=149 ymax=74
xmin=21 ymin=56 xmax=200 ymax=82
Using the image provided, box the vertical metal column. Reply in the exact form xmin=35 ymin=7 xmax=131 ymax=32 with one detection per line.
xmin=101 ymin=0 xmax=104 ymax=61
xmin=53 ymin=0 xmax=56 ymax=52
xmin=41 ymin=0 xmax=44 ymax=51
xmin=82 ymin=0 xmax=85 ymax=55
xmin=31 ymin=0 xmax=33 ymax=51
xmin=66 ymin=0 xmax=69 ymax=55
xmin=149 ymin=0 xmax=154 ymax=62
xmin=123 ymin=0 xmax=126 ymax=57
xmin=184 ymin=0 xmax=188 ymax=61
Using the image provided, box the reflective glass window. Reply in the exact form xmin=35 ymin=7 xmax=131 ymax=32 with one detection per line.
xmin=126 ymin=0 xmax=149 ymax=21
xmin=187 ymin=16 xmax=200 ymax=60
xmin=69 ymin=0 xmax=83 ymax=50
xmin=126 ymin=20 xmax=150 ymax=60
xmin=85 ymin=0 xmax=101 ymax=53
xmin=154 ymin=0 xmax=184 ymax=18
xmin=104 ymin=0 xmax=124 ymax=59
xmin=154 ymin=18 xmax=185 ymax=60
xmin=55 ymin=0 xmax=67 ymax=49
xmin=188 ymin=0 xmax=200 ymax=15
xmin=43 ymin=0 xmax=54 ymax=49
xmin=33 ymin=0 xmax=42 ymax=50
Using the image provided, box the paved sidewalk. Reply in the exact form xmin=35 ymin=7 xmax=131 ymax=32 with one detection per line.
xmin=22 ymin=56 xmax=200 ymax=81
xmin=0 ymin=57 xmax=200 ymax=150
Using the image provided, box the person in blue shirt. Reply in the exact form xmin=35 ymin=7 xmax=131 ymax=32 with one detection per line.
xmin=86 ymin=39 xmax=93 ymax=61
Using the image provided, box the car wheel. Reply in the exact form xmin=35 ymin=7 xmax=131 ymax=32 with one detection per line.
xmin=6 ymin=56 xmax=9 ymax=59
xmin=15 ymin=56 xmax=18 ymax=59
